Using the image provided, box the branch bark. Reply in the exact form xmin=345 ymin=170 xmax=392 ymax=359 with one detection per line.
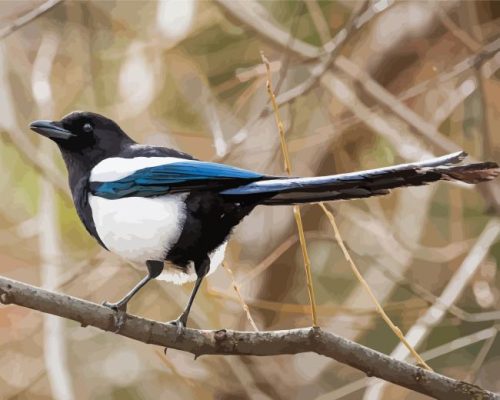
xmin=0 ymin=276 xmax=497 ymax=400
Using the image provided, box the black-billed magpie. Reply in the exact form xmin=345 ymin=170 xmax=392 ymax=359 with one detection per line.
xmin=30 ymin=111 xmax=499 ymax=327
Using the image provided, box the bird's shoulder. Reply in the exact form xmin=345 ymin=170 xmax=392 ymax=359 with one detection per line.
xmin=119 ymin=144 xmax=196 ymax=160
xmin=88 ymin=144 xmax=198 ymax=185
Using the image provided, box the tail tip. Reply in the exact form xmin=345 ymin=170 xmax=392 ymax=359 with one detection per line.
xmin=444 ymin=161 xmax=499 ymax=184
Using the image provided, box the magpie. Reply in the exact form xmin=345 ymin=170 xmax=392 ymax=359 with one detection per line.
xmin=30 ymin=111 xmax=499 ymax=328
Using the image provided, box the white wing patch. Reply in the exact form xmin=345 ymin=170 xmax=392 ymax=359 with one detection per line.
xmin=89 ymin=193 xmax=188 ymax=262
xmin=157 ymin=242 xmax=228 ymax=285
xmin=90 ymin=157 xmax=189 ymax=182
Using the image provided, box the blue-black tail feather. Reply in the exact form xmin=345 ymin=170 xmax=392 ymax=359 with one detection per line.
xmin=220 ymin=151 xmax=499 ymax=205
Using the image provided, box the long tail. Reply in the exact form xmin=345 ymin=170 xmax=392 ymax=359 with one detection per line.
xmin=220 ymin=151 xmax=499 ymax=205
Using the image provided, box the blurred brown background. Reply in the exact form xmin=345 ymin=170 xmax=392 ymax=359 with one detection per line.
xmin=0 ymin=0 xmax=499 ymax=399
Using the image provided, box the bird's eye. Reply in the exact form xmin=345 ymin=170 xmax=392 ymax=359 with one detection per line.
xmin=83 ymin=123 xmax=93 ymax=133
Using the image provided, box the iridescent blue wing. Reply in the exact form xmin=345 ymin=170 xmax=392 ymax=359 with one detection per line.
xmin=89 ymin=157 xmax=267 ymax=199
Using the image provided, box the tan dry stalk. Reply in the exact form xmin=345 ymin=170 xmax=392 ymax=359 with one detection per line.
xmin=222 ymin=262 xmax=259 ymax=331
xmin=319 ymin=203 xmax=432 ymax=370
xmin=261 ymin=51 xmax=318 ymax=327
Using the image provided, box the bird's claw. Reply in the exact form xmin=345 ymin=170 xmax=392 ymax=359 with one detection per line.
xmin=102 ymin=300 xmax=128 ymax=332
xmin=167 ymin=316 xmax=187 ymax=334
xmin=102 ymin=300 xmax=127 ymax=313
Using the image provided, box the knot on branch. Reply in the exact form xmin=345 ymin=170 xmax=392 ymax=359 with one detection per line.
xmin=308 ymin=326 xmax=322 ymax=344
xmin=457 ymin=381 xmax=494 ymax=400
xmin=0 ymin=284 xmax=13 ymax=304
xmin=214 ymin=329 xmax=227 ymax=341
xmin=414 ymin=368 xmax=426 ymax=383
xmin=213 ymin=329 xmax=241 ymax=353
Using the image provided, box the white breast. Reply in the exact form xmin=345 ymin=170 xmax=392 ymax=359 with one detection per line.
xmin=88 ymin=193 xmax=187 ymax=262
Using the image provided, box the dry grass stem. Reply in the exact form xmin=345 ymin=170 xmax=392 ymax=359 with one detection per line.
xmin=261 ymin=50 xmax=319 ymax=327
xmin=222 ymin=262 xmax=259 ymax=331
xmin=208 ymin=286 xmax=427 ymax=317
xmin=319 ymin=203 xmax=432 ymax=370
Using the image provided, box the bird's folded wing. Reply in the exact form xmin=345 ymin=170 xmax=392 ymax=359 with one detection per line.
xmin=89 ymin=157 xmax=268 ymax=199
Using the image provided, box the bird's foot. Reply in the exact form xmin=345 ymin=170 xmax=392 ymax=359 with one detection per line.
xmin=102 ymin=300 xmax=128 ymax=332
xmin=102 ymin=300 xmax=128 ymax=313
xmin=167 ymin=315 xmax=187 ymax=334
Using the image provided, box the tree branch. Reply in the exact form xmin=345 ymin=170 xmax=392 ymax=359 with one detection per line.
xmin=0 ymin=276 xmax=497 ymax=400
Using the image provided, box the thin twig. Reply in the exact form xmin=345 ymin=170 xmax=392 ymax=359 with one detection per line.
xmin=318 ymin=203 xmax=432 ymax=370
xmin=0 ymin=276 xmax=497 ymax=400
xmin=261 ymin=51 xmax=318 ymax=327
xmin=467 ymin=326 xmax=498 ymax=383
xmin=222 ymin=262 xmax=259 ymax=331
xmin=305 ymin=0 xmax=331 ymax=45
xmin=209 ymin=287 xmax=434 ymax=323
xmin=274 ymin=0 xmax=305 ymax=95
xmin=238 ymin=231 xmax=331 ymax=286
xmin=437 ymin=5 xmax=482 ymax=53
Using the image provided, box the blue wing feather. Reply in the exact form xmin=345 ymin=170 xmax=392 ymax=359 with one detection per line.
xmin=91 ymin=160 xmax=266 ymax=199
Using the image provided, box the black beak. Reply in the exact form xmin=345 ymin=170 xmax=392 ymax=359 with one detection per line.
xmin=30 ymin=120 xmax=74 ymax=140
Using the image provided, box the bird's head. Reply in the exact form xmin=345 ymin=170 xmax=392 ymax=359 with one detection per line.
xmin=30 ymin=111 xmax=135 ymax=163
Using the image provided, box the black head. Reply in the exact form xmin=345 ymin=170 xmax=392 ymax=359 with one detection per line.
xmin=30 ymin=111 xmax=135 ymax=165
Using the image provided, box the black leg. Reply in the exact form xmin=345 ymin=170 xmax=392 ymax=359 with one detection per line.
xmin=103 ymin=260 xmax=164 ymax=312
xmin=169 ymin=257 xmax=210 ymax=329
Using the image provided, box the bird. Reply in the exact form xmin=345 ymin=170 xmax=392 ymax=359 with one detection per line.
xmin=30 ymin=111 xmax=499 ymax=328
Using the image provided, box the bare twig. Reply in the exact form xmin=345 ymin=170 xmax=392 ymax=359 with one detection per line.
xmin=0 ymin=276 xmax=497 ymax=400
xmin=238 ymin=231 xmax=330 ymax=286
xmin=274 ymin=0 xmax=305 ymax=95
xmin=0 ymin=0 xmax=63 ymax=40
xmin=305 ymin=0 xmax=330 ymax=45
xmin=319 ymin=203 xmax=431 ymax=370
xmin=467 ymin=326 xmax=498 ymax=383
xmin=222 ymin=262 xmax=259 ymax=331
xmin=437 ymin=6 xmax=482 ymax=53
xmin=209 ymin=286 xmax=429 ymax=319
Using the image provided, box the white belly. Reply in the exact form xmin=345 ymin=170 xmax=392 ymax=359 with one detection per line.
xmin=89 ymin=193 xmax=187 ymax=262
xmin=157 ymin=242 xmax=227 ymax=285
